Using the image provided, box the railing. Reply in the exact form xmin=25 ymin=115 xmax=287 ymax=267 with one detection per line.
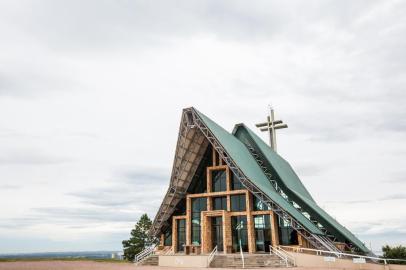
xmin=276 ymin=246 xmax=296 ymax=266
xmin=240 ymin=245 xmax=245 ymax=268
xmin=164 ymin=246 xmax=174 ymax=255
xmin=270 ymin=245 xmax=295 ymax=267
xmin=134 ymin=245 xmax=155 ymax=264
xmin=207 ymin=245 xmax=218 ymax=267
xmin=279 ymin=245 xmax=406 ymax=265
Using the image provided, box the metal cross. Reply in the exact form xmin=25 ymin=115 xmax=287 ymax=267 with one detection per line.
xmin=255 ymin=106 xmax=288 ymax=152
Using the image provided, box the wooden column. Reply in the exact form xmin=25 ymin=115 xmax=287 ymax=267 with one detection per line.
xmin=160 ymin=233 xmax=165 ymax=246
xmin=186 ymin=197 xmax=192 ymax=246
xmin=212 ymin=148 xmax=217 ymax=166
xmin=271 ymin=212 xmax=279 ymax=246
xmin=246 ymin=192 xmax=256 ymax=253
xmin=201 ymin=214 xmax=212 ymax=254
xmin=223 ymin=212 xmax=232 ymax=253
xmin=207 ymin=167 xmax=212 ymax=193
xmin=226 ymin=167 xmax=231 ymax=191
xmin=226 ymin=167 xmax=231 ymax=211
xmin=172 ymin=217 xmax=178 ymax=253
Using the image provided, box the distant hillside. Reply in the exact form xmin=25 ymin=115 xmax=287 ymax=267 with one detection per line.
xmin=0 ymin=251 xmax=121 ymax=260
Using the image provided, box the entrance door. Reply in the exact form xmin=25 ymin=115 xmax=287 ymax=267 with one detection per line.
xmin=211 ymin=216 xmax=223 ymax=251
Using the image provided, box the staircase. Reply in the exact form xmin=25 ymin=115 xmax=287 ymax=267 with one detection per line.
xmin=209 ymin=254 xmax=293 ymax=268
xmin=137 ymin=254 xmax=159 ymax=266
xmin=134 ymin=245 xmax=156 ymax=266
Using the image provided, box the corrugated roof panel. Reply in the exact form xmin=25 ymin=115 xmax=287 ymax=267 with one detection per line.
xmin=194 ymin=109 xmax=323 ymax=235
xmin=233 ymin=124 xmax=369 ymax=253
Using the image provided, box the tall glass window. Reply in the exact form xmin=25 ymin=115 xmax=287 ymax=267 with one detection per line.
xmin=231 ymin=216 xmax=248 ymax=252
xmin=254 ymin=215 xmax=272 ymax=252
xmin=213 ymin=196 xmax=227 ymax=211
xmin=211 ymin=216 xmax=224 ymax=251
xmin=231 ymin=194 xmax=246 ymax=211
xmin=253 ymin=196 xmax=270 ymax=211
xmin=164 ymin=227 xmax=172 ymax=246
xmin=278 ymin=217 xmax=298 ymax=245
xmin=177 ymin=219 xmax=186 ymax=252
xmin=188 ymin=146 xmax=211 ymax=194
xmin=231 ymin=173 xmax=244 ymax=190
xmin=212 ymin=169 xmax=227 ymax=192
xmin=191 ymin=197 xmax=207 ymax=245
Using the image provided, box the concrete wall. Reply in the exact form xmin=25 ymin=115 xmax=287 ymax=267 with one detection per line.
xmin=159 ymin=255 xmax=209 ymax=268
xmin=287 ymin=251 xmax=406 ymax=270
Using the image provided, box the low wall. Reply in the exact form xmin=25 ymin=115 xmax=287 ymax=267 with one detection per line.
xmin=159 ymin=255 xmax=209 ymax=268
xmin=287 ymin=251 xmax=406 ymax=270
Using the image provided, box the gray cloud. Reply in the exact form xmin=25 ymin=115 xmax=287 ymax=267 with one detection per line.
xmin=32 ymin=207 xmax=139 ymax=223
xmin=0 ymin=184 xmax=21 ymax=190
xmin=0 ymin=0 xmax=405 ymax=254
xmin=327 ymin=193 xmax=406 ymax=204
xmin=0 ymin=149 xmax=73 ymax=165
xmin=294 ymin=164 xmax=325 ymax=177
xmin=67 ymin=168 xmax=168 ymax=212
xmin=0 ymin=207 xmax=144 ymax=231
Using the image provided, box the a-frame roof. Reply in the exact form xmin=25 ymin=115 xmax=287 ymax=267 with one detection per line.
xmin=194 ymin=109 xmax=322 ymax=234
xmin=151 ymin=107 xmax=369 ymax=254
xmin=232 ymin=123 xmax=369 ymax=253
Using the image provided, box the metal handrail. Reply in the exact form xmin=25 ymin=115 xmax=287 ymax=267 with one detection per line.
xmin=240 ymin=245 xmax=245 ymax=268
xmin=134 ymin=245 xmax=155 ymax=264
xmin=275 ymin=246 xmax=296 ymax=266
xmin=207 ymin=245 xmax=218 ymax=267
xmin=164 ymin=246 xmax=174 ymax=255
xmin=279 ymin=245 xmax=406 ymax=265
xmin=270 ymin=245 xmax=292 ymax=267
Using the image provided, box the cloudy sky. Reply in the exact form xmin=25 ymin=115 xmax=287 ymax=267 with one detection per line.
xmin=0 ymin=0 xmax=405 ymax=254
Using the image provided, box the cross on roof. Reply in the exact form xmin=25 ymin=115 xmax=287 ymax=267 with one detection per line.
xmin=255 ymin=106 xmax=288 ymax=152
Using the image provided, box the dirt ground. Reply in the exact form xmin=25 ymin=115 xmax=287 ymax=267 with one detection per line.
xmin=0 ymin=261 xmax=334 ymax=270
xmin=0 ymin=261 xmax=136 ymax=270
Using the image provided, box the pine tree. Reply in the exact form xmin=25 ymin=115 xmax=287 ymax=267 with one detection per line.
xmin=122 ymin=213 xmax=156 ymax=261
xmin=382 ymin=245 xmax=406 ymax=264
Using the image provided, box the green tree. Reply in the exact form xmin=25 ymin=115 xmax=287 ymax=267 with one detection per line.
xmin=122 ymin=214 xmax=156 ymax=261
xmin=382 ymin=245 xmax=406 ymax=264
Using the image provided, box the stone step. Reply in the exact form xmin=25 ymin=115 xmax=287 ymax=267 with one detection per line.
xmin=138 ymin=255 xmax=159 ymax=266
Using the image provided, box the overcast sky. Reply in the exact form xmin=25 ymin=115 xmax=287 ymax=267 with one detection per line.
xmin=0 ymin=0 xmax=405 ymax=254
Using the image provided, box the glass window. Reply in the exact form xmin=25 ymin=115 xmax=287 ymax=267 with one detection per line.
xmin=191 ymin=197 xmax=207 ymax=245
xmin=164 ymin=227 xmax=172 ymax=246
xmin=173 ymin=198 xmax=187 ymax=215
xmin=231 ymin=194 xmax=246 ymax=212
xmin=231 ymin=173 xmax=244 ymax=190
xmin=231 ymin=216 xmax=248 ymax=252
xmin=278 ymin=217 xmax=298 ymax=245
xmin=213 ymin=196 xmax=227 ymax=211
xmin=254 ymin=215 xmax=272 ymax=252
xmin=253 ymin=196 xmax=269 ymax=211
xmin=177 ymin=219 xmax=186 ymax=252
xmin=212 ymin=169 xmax=227 ymax=192
xmin=187 ymin=146 xmax=211 ymax=194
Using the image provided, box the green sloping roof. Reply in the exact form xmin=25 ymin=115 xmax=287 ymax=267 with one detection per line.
xmin=233 ymin=124 xmax=315 ymax=202
xmin=233 ymin=124 xmax=369 ymax=253
xmin=194 ymin=109 xmax=323 ymax=235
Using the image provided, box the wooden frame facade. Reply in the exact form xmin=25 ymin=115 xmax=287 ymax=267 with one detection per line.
xmin=159 ymin=148 xmax=304 ymax=254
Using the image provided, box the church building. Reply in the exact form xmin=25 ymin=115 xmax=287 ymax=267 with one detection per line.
xmin=150 ymin=107 xmax=370 ymax=257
